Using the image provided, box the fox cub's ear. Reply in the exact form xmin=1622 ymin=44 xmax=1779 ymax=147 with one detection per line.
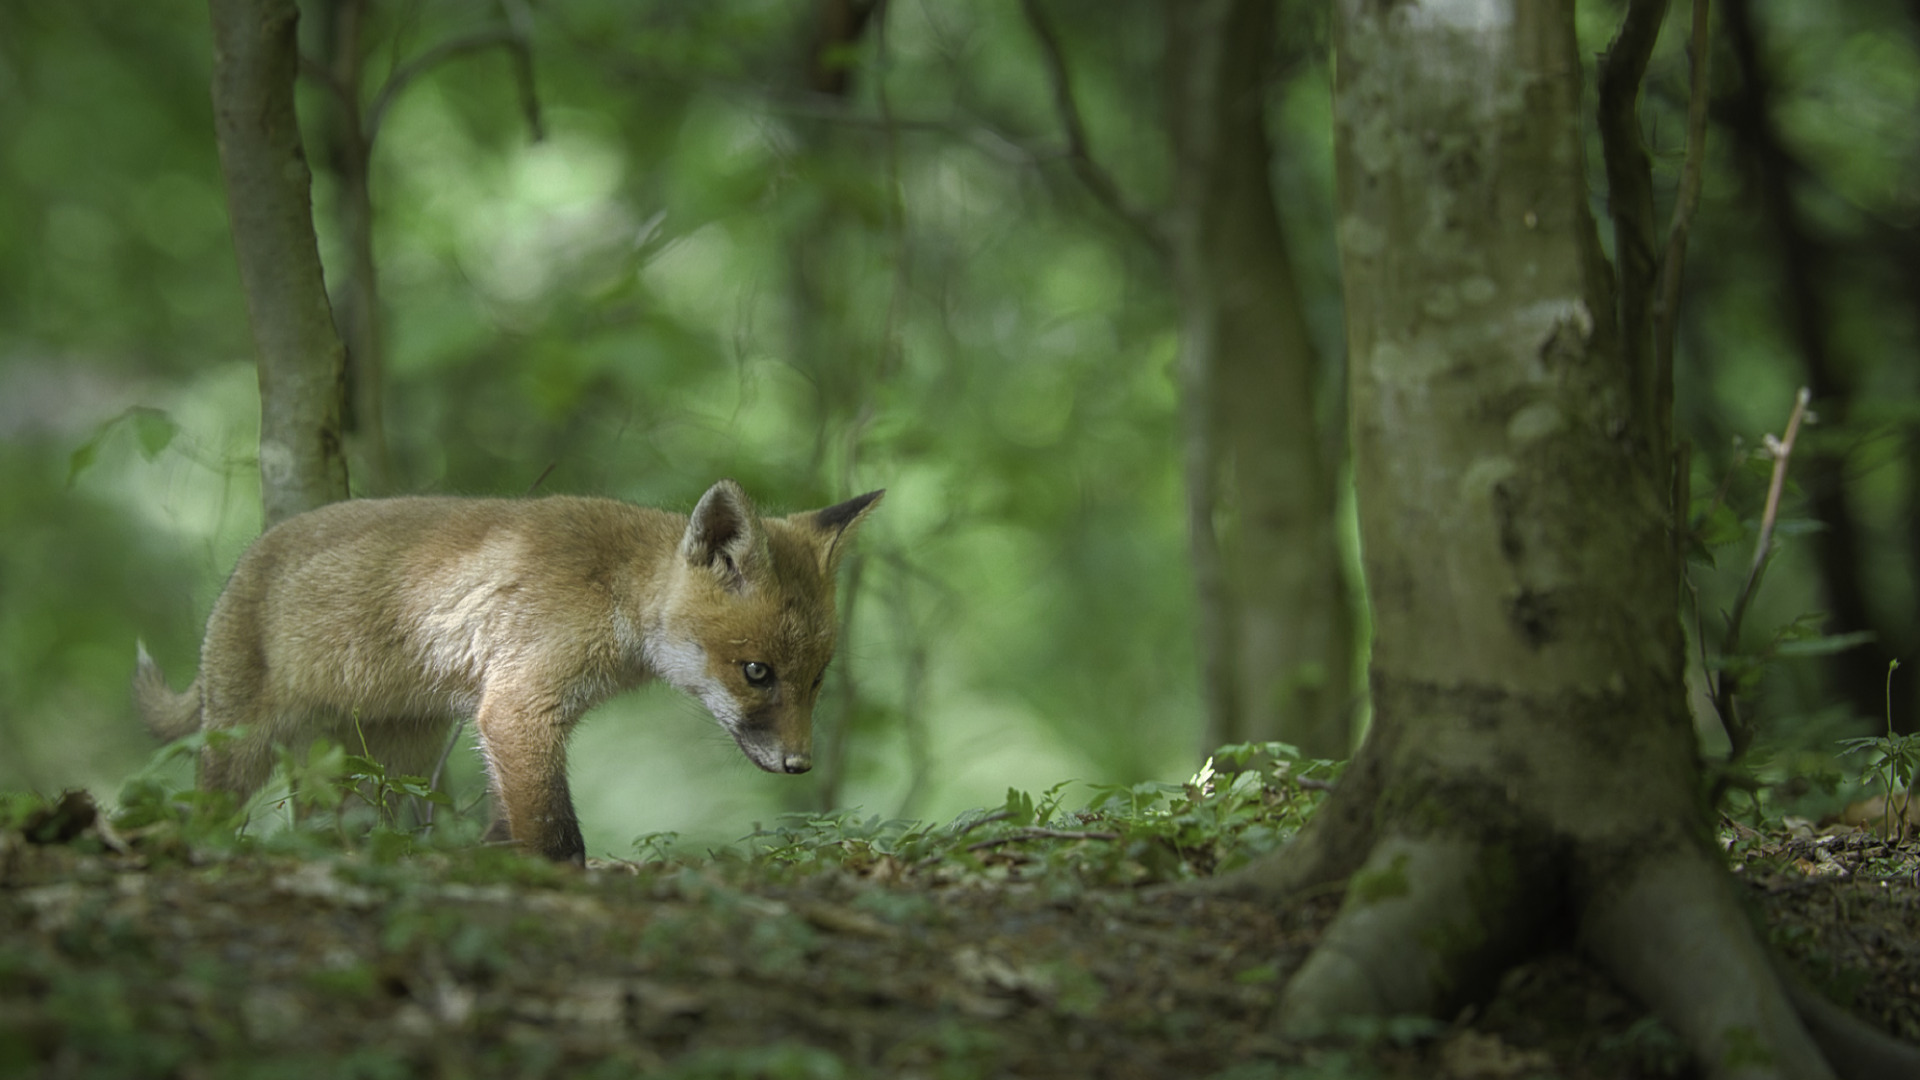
xmin=683 ymin=479 xmax=770 ymax=590
xmin=803 ymin=489 xmax=884 ymax=575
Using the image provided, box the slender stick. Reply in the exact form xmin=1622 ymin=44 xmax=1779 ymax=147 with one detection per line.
xmin=1713 ymin=387 xmax=1812 ymax=757
xmin=1740 ymin=388 xmax=1812 ymax=599
xmin=966 ymin=827 xmax=1121 ymax=853
xmin=365 ymin=26 xmax=541 ymax=147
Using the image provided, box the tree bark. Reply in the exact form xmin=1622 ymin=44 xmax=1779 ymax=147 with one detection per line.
xmin=314 ymin=0 xmax=394 ymax=495
xmin=1165 ymin=0 xmax=1355 ymax=760
xmin=208 ymin=0 xmax=351 ymax=525
xmin=792 ymin=0 xmax=887 ymax=813
xmin=1233 ymin=3 xmax=1919 ymax=1077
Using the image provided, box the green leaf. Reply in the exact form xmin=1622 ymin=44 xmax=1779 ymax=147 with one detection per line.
xmin=1002 ymin=787 xmax=1035 ymax=827
xmin=1691 ymin=501 xmax=1744 ymax=550
xmin=66 ymin=429 xmax=105 ymax=486
xmin=130 ymin=406 xmax=179 ymax=460
xmin=1773 ymin=630 xmax=1876 ymax=658
xmin=64 ymin=405 xmax=178 ymax=485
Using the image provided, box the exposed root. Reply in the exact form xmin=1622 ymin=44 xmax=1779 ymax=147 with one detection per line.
xmin=1580 ymin=849 xmax=1833 ymax=1080
xmin=1276 ymin=834 xmax=1550 ymax=1037
xmin=1779 ymin=959 xmax=1920 ymax=1080
xmin=1262 ymin=829 xmax=1920 ymax=1079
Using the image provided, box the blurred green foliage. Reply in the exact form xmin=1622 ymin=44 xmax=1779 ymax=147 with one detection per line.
xmin=2 ymin=0 xmax=1917 ymax=848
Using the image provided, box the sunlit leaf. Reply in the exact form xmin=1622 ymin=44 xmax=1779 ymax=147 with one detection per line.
xmin=130 ymin=406 xmax=179 ymax=460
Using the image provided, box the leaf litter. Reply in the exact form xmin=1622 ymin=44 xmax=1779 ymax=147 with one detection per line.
xmin=1 ymin=766 xmax=1916 ymax=1080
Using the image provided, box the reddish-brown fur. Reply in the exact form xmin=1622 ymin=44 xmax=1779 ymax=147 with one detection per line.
xmin=134 ymin=481 xmax=881 ymax=862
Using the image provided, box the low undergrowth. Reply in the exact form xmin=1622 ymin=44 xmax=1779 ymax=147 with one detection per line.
xmin=2 ymin=739 xmax=1915 ymax=1080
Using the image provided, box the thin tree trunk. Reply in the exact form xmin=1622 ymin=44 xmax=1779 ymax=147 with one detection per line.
xmin=1231 ymin=4 xmax=1918 ymax=1076
xmin=315 ymin=0 xmax=394 ymax=494
xmin=208 ymin=0 xmax=351 ymax=525
xmin=795 ymin=0 xmax=884 ymax=813
xmin=1165 ymin=0 xmax=1355 ymax=760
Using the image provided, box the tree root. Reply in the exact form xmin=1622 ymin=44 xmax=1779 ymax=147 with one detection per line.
xmin=1778 ymin=959 xmax=1920 ymax=1080
xmin=1276 ymin=834 xmax=1550 ymax=1036
xmin=1268 ymin=835 xmax=1920 ymax=1080
xmin=1580 ymin=850 xmax=1832 ymax=1080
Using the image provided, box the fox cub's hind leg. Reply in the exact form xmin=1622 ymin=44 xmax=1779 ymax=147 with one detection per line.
xmin=194 ymin=682 xmax=282 ymax=804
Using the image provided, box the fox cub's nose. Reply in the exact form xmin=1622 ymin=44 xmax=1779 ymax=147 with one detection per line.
xmin=782 ymin=752 xmax=812 ymax=774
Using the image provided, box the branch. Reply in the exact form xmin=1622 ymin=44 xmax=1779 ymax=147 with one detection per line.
xmin=1597 ymin=0 xmax=1671 ymax=460
xmin=365 ymin=22 xmax=543 ymax=148
xmin=297 ymin=52 xmax=356 ymax=117
xmin=965 ymin=827 xmax=1121 ymax=853
xmin=1712 ymin=387 xmax=1813 ymax=758
xmin=499 ymin=0 xmax=544 ymax=141
xmin=1738 ymin=388 xmax=1812 ymax=613
xmin=1652 ymin=0 xmax=1713 ymax=462
xmin=1018 ymin=0 xmax=1167 ymax=254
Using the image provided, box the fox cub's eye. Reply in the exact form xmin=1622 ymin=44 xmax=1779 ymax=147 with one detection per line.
xmin=742 ymin=661 xmax=774 ymax=686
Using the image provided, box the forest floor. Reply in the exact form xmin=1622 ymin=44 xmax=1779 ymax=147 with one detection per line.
xmin=1 ymin=780 xmax=1917 ymax=1080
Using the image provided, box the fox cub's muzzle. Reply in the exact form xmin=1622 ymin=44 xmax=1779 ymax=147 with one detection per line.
xmin=730 ymin=722 xmax=813 ymax=775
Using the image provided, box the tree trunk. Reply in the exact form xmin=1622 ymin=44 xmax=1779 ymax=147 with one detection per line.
xmin=208 ymin=0 xmax=351 ymax=525
xmin=314 ymin=0 xmax=395 ymax=495
xmin=1165 ymin=0 xmax=1356 ymax=760
xmin=793 ymin=0 xmax=885 ymax=813
xmin=1233 ymin=4 xmax=1918 ymax=1077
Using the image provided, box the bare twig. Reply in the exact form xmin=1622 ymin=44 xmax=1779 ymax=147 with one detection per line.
xmin=498 ymin=0 xmax=544 ymax=140
xmin=366 ymin=25 xmax=542 ymax=147
xmin=1737 ymin=388 xmax=1812 ymax=614
xmin=906 ymin=808 xmax=1017 ymax=872
xmin=966 ymin=827 xmax=1122 ymax=853
xmin=428 ymin=721 xmax=465 ymax=799
xmin=413 ymin=719 xmax=468 ymax=829
xmin=1712 ymin=387 xmax=1813 ymax=757
xmin=1018 ymin=0 xmax=1167 ymax=254
xmin=875 ymin=0 xmax=909 ymax=383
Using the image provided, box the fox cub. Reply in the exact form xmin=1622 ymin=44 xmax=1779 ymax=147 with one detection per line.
xmin=134 ymin=480 xmax=882 ymax=863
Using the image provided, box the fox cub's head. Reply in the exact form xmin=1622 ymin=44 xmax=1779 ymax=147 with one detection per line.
xmin=648 ymin=480 xmax=882 ymax=775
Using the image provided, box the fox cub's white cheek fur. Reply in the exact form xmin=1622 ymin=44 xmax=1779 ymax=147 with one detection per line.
xmin=642 ymin=636 xmax=743 ymax=729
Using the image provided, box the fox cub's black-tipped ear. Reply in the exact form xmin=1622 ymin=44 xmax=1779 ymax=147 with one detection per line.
xmin=807 ymin=489 xmax=884 ymax=574
xmin=683 ymin=479 xmax=769 ymax=589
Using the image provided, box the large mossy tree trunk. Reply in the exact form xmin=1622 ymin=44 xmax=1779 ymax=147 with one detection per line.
xmin=1165 ymin=0 xmax=1355 ymax=760
xmin=1237 ymin=4 xmax=1917 ymax=1077
xmin=208 ymin=0 xmax=351 ymax=525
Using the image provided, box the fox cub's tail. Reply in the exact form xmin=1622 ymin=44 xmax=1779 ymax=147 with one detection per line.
xmin=133 ymin=641 xmax=202 ymax=740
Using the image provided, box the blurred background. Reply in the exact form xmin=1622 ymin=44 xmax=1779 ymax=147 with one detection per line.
xmin=1 ymin=0 xmax=1914 ymax=852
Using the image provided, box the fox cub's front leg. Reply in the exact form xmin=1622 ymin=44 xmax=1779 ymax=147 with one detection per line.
xmin=475 ymin=687 xmax=585 ymax=864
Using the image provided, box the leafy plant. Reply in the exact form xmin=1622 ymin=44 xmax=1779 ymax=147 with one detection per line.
xmin=106 ymin=724 xmax=455 ymax=859
xmin=722 ymin=742 xmax=1340 ymax=888
xmin=1836 ymin=660 xmax=1920 ymax=841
